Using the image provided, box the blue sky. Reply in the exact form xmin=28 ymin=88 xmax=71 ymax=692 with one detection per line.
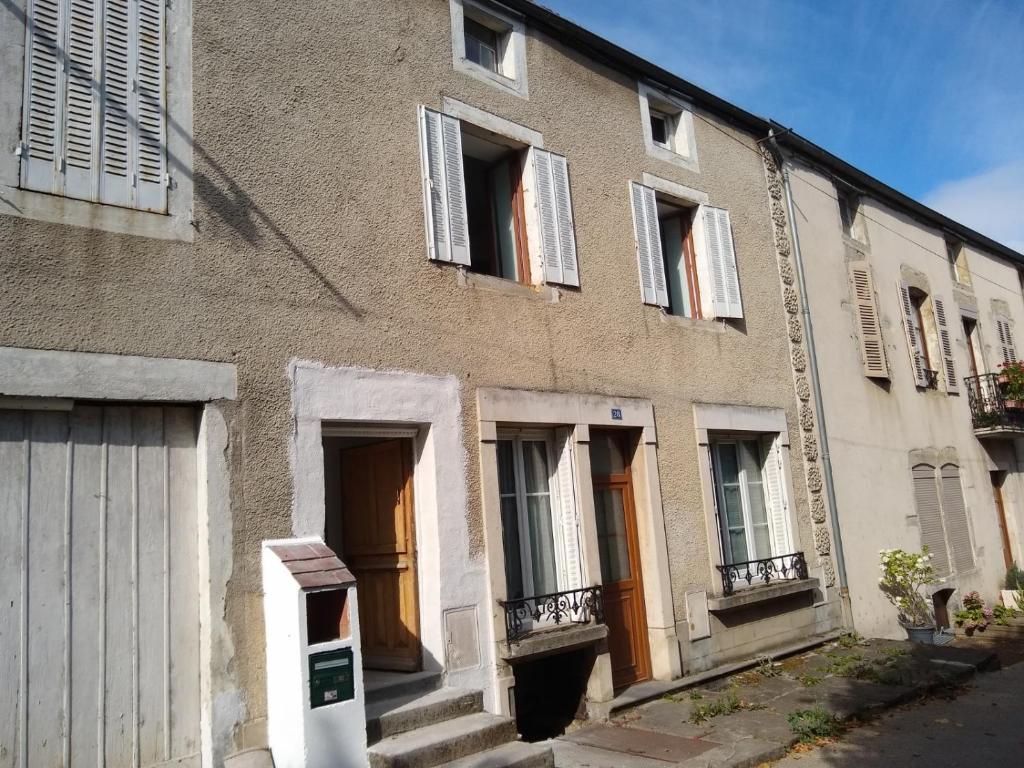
xmin=542 ymin=0 xmax=1024 ymax=252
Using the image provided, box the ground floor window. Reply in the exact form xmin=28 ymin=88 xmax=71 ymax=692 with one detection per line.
xmin=710 ymin=435 xmax=791 ymax=566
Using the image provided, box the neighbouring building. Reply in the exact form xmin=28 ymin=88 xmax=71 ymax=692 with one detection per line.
xmin=765 ymin=133 xmax=1024 ymax=639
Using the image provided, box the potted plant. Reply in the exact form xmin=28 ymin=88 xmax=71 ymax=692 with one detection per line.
xmin=1001 ymin=562 xmax=1024 ymax=608
xmin=878 ymin=548 xmax=938 ymax=643
xmin=998 ymin=361 xmax=1024 ymax=409
xmin=953 ymin=591 xmax=993 ymax=636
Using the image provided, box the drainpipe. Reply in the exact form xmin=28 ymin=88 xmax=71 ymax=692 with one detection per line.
xmin=771 ymin=135 xmax=854 ymax=630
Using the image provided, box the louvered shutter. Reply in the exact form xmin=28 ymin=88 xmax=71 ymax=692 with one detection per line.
xmin=997 ymin=318 xmax=1017 ymax=365
xmin=629 ymin=182 xmax=668 ymax=306
xmin=760 ymin=435 xmax=792 ymax=557
xmin=848 ymin=262 xmax=888 ymax=378
xmin=899 ymin=282 xmax=929 ymax=387
xmin=702 ymin=206 xmax=743 ymax=318
xmin=533 ymin=150 xmax=580 ymax=287
xmin=933 ymin=297 xmax=959 ymax=393
xmin=135 ymin=0 xmax=167 ymax=212
xmin=99 ymin=0 xmax=133 ymax=207
xmin=912 ymin=464 xmax=950 ymax=578
xmin=940 ymin=464 xmax=974 ymax=573
xmin=418 ymin=107 xmax=470 ymax=265
xmin=21 ymin=0 xmax=66 ymax=195
xmin=64 ymin=0 xmax=102 ymax=201
xmin=554 ymin=428 xmax=584 ymax=593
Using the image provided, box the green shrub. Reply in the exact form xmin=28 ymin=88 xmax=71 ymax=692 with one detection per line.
xmin=788 ymin=707 xmax=841 ymax=744
xmin=798 ymin=673 xmax=822 ymax=687
xmin=688 ymin=689 xmax=761 ymax=723
xmin=1006 ymin=563 xmax=1024 ymax=591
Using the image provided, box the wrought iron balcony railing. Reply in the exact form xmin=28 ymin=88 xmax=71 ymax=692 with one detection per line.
xmin=965 ymin=373 xmax=1024 ymax=432
xmin=499 ymin=586 xmax=604 ymax=644
xmin=922 ymin=369 xmax=940 ymax=390
xmin=716 ymin=552 xmax=809 ymax=597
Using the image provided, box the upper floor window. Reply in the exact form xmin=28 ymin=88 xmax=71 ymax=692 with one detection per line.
xmin=945 ymin=237 xmax=972 ymax=287
xmin=836 ymin=185 xmax=866 ymax=244
xmin=911 ymin=462 xmax=974 ymax=579
xmin=629 ymin=180 xmax=742 ymax=319
xmin=898 ymin=281 xmax=959 ymax=393
xmin=450 ymin=0 xmax=527 ymax=98
xmin=637 ymin=84 xmax=698 ymax=172
xmin=418 ymin=104 xmax=580 ymax=287
xmin=19 ymin=0 xmax=169 ymax=213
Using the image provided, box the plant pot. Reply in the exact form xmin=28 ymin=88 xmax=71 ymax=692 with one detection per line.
xmin=998 ymin=373 xmax=1011 ymax=386
xmin=903 ymin=624 xmax=936 ymax=644
xmin=1004 ymin=399 xmax=1024 ymax=410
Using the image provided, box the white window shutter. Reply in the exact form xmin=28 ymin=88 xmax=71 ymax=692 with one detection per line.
xmin=63 ymin=0 xmax=102 ymax=202
xmin=554 ymin=427 xmax=584 ymax=593
xmin=940 ymin=464 xmax=974 ymax=573
xmin=629 ymin=182 xmax=668 ymax=307
xmin=912 ymin=464 xmax=950 ymax=578
xmin=848 ymin=262 xmax=888 ymax=378
xmin=99 ymin=0 xmax=133 ymax=208
xmin=702 ymin=206 xmax=743 ymax=319
xmin=418 ymin=106 xmax=470 ymax=265
xmin=933 ymin=297 xmax=959 ymax=393
xmin=533 ymin=150 xmax=580 ymax=287
xmin=997 ymin=318 xmax=1017 ymax=365
xmin=135 ymin=0 xmax=167 ymax=213
xmin=760 ymin=435 xmax=792 ymax=557
xmin=21 ymin=0 xmax=66 ymax=195
xmin=898 ymin=282 xmax=929 ymax=387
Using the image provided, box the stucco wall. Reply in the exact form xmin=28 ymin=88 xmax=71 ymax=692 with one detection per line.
xmin=0 ymin=0 xmax=818 ymax=746
xmin=787 ymin=158 xmax=1024 ymax=638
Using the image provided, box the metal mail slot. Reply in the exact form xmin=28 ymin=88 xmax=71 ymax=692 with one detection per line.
xmin=309 ymin=647 xmax=354 ymax=708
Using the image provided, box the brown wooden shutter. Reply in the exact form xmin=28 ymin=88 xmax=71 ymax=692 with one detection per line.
xmin=940 ymin=464 xmax=974 ymax=573
xmin=898 ymin=282 xmax=929 ymax=387
xmin=848 ymin=262 xmax=888 ymax=378
xmin=912 ymin=464 xmax=950 ymax=578
xmin=997 ymin=318 xmax=1017 ymax=365
xmin=933 ymin=297 xmax=959 ymax=393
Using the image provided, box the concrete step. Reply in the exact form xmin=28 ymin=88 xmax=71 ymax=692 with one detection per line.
xmin=368 ymin=712 xmax=518 ymax=768
xmin=365 ymin=669 xmax=443 ymax=707
xmin=367 ymin=687 xmax=484 ymax=744
xmin=438 ymin=741 xmax=554 ymax=768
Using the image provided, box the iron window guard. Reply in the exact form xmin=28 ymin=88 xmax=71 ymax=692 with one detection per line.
xmin=965 ymin=373 xmax=1024 ymax=431
xmin=715 ymin=552 xmax=808 ymax=597
xmin=922 ymin=369 xmax=940 ymax=390
xmin=499 ymin=586 xmax=604 ymax=644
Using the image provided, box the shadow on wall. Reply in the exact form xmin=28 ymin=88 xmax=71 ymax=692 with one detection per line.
xmin=1 ymin=0 xmax=362 ymax=319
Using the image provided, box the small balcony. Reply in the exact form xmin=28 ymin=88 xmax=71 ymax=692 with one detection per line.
xmin=499 ymin=586 xmax=604 ymax=646
xmin=964 ymin=373 xmax=1024 ymax=438
xmin=709 ymin=552 xmax=814 ymax=612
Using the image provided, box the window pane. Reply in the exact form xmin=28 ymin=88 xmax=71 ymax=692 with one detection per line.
xmin=497 ymin=440 xmax=516 ymax=495
xmin=660 ymin=215 xmax=690 ymax=317
xmin=650 ymin=115 xmax=667 ymax=145
xmin=465 ymin=18 xmax=498 ymax=73
xmin=500 ymin=495 xmax=524 ymax=600
xmin=722 ymin=485 xmax=744 ymax=529
xmin=590 ymin=433 xmax=626 ymax=476
xmin=526 ymin=494 xmax=558 ymax=595
xmin=716 ymin=442 xmax=739 ymax=484
xmin=727 ymin=528 xmax=748 ymax=565
xmin=752 ymin=523 xmax=772 ymax=561
xmin=595 ymin=487 xmax=631 ymax=583
xmin=521 ymin=440 xmax=550 ymax=494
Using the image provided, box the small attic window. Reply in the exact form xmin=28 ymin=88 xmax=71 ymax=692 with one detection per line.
xmin=450 ymin=0 xmax=528 ymax=98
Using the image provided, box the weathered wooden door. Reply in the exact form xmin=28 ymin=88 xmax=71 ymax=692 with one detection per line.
xmin=992 ymin=472 xmax=1013 ymax=570
xmin=0 ymin=406 xmax=201 ymax=768
xmin=590 ymin=431 xmax=651 ymax=689
xmin=341 ymin=439 xmax=420 ymax=671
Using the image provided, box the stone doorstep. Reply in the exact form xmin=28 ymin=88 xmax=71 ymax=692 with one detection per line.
xmin=367 ymin=712 xmax=518 ymax=768
xmin=440 ymin=741 xmax=554 ymax=768
xmin=366 ymin=687 xmax=484 ymax=744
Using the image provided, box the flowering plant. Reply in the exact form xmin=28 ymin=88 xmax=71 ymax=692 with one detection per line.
xmin=998 ymin=361 xmax=1024 ymax=402
xmin=953 ymin=591 xmax=992 ymax=631
xmin=878 ymin=548 xmax=937 ymax=628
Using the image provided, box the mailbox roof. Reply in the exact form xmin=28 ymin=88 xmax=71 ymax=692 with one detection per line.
xmin=269 ymin=541 xmax=356 ymax=588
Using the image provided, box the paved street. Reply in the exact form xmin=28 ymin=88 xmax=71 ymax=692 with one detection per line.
xmin=773 ymin=660 xmax=1024 ymax=767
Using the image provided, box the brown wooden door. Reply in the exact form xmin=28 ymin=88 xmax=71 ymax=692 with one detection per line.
xmin=591 ymin=431 xmax=651 ymax=689
xmin=992 ymin=472 xmax=1014 ymax=570
xmin=341 ymin=439 xmax=420 ymax=671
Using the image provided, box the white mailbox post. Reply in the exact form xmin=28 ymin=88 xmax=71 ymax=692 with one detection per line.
xmin=262 ymin=538 xmax=368 ymax=768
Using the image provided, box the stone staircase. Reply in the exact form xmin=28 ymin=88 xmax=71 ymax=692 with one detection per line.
xmin=365 ymin=673 xmax=553 ymax=768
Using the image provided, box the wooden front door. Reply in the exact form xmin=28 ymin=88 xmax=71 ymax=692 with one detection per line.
xmin=590 ymin=430 xmax=651 ymax=689
xmin=992 ymin=472 xmax=1014 ymax=570
xmin=341 ymin=439 xmax=420 ymax=671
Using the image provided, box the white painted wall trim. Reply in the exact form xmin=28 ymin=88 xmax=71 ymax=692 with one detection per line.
xmin=0 ymin=346 xmax=237 ymax=402
xmin=637 ymin=82 xmax=699 ymax=173
xmin=641 ymin=173 xmax=709 ymax=206
xmin=693 ymin=402 xmax=788 ymax=442
xmin=449 ymin=0 xmax=529 ymax=99
xmin=477 ymin=387 xmax=656 ymax=433
xmin=288 ymin=362 xmax=491 ymax=702
xmin=441 ymin=97 xmax=543 ymax=147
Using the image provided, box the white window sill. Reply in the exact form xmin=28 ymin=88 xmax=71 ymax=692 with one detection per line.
xmin=457 ymin=268 xmax=560 ymax=303
xmin=0 ymin=185 xmax=194 ymax=242
xmin=656 ymin=309 xmax=727 ymax=333
xmin=707 ymin=577 xmax=818 ymax=612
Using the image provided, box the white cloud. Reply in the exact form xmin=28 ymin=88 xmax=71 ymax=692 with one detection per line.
xmin=924 ymin=160 xmax=1024 ymax=254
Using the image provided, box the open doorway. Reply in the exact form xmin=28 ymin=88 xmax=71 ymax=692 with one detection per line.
xmin=324 ymin=430 xmax=421 ymax=672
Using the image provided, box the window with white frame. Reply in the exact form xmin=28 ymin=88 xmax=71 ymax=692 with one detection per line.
xmin=629 ymin=181 xmax=742 ymax=319
xmin=19 ymin=0 xmax=171 ymax=213
xmin=710 ymin=435 xmax=791 ymax=568
xmin=497 ymin=429 xmax=583 ymax=601
xmin=418 ymin=105 xmax=580 ymax=287
xmin=450 ymin=0 xmax=527 ymax=97
xmin=637 ymin=83 xmax=698 ymax=171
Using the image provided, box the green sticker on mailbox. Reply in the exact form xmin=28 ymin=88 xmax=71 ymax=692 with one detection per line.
xmin=309 ymin=647 xmax=354 ymax=708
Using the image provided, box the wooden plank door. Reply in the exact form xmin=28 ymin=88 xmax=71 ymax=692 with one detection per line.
xmin=590 ymin=431 xmax=651 ymax=689
xmin=341 ymin=439 xmax=420 ymax=671
xmin=992 ymin=472 xmax=1014 ymax=570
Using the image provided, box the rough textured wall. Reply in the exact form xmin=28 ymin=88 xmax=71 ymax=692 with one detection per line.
xmin=788 ymin=158 xmax=1023 ymax=639
xmin=0 ymin=0 xmax=808 ymax=737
